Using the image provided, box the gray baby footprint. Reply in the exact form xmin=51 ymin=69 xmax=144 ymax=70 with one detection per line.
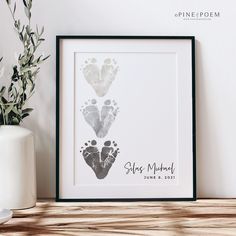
xmin=99 ymin=140 xmax=119 ymax=179
xmin=80 ymin=140 xmax=119 ymax=179
xmin=80 ymin=140 xmax=103 ymax=178
xmin=82 ymin=58 xmax=119 ymax=97
xmin=81 ymin=99 xmax=101 ymax=135
xmin=97 ymin=99 xmax=119 ymax=138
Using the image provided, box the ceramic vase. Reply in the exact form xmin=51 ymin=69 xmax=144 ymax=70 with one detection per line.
xmin=0 ymin=126 xmax=36 ymax=209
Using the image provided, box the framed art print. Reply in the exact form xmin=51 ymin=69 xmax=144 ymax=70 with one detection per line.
xmin=56 ymin=36 xmax=196 ymax=201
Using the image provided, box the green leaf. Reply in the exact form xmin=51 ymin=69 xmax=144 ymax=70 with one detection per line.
xmin=24 ymin=7 xmax=31 ymax=19
xmin=27 ymin=77 xmax=34 ymax=87
xmin=13 ymin=2 xmax=16 ymax=14
xmin=22 ymin=108 xmax=33 ymax=114
xmin=26 ymin=25 xmax=31 ymax=35
xmin=30 ymin=83 xmax=35 ymax=93
xmin=12 ymin=106 xmax=20 ymax=115
xmin=28 ymin=0 xmax=32 ymax=9
xmin=14 ymin=21 xmax=18 ymax=29
xmin=22 ymin=0 xmax=27 ymax=7
xmin=32 ymin=68 xmax=40 ymax=77
xmin=41 ymin=26 xmax=44 ymax=35
xmin=30 ymin=36 xmax=35 ymax=46
xmin=21 ymin=67 xmax=31 ymax=73
xmin=36 ymin=55 xmax=42 ymax=63
xmin=43 ymin=55 xmax=50 ymax=61
xmin=12 ymin=117 xmax=20 ymax=125
xmin=36 ymin=25 xmax=39 ymax=35
xmin=20 ymin=25 xmax=25 ymax=34
xmin=17 ymin=20 xmax=21 ymax=29
xmin=12 ymin=87 xmax=18 ymax=100
xmin=18 ymin=87 xmax=24 ymax=95
xmin=1 ymin=96 xmax=8 ymax=104
xmin=0 ymin=86 xmax=6 ymax=97
xmin=19 ymin=32 xmax=23 ymax=41
xmin=5 ymin=104 xmax=13 ymax=115
xmin=23 ymin=32 xmax=27 ymax=42
xmin=8 ymin=83 xmax=13 ymax=93
xmin=22 ymin=113 xmax=29 ymax=119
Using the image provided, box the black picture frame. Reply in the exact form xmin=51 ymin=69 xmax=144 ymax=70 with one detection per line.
xmin=56 ymin=36 xmax=196 ymax=202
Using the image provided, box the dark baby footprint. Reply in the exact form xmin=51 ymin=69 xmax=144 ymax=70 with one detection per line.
xmin=80 ymin=140 xmax=119 ymax=179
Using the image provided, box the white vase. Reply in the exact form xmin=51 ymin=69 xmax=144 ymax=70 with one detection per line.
xmin=0 ymin=126 xmax=36 ymax=209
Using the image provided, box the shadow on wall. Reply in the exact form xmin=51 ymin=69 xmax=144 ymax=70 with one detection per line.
xmin=195 ymin=40 xmax=223 ymax=198
xmin=22 ymin=68 xmax=56 ymax=198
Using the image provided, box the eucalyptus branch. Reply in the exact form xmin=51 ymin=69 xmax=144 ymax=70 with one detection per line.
xmin=0 ymin=0 xmax=49 ymax=125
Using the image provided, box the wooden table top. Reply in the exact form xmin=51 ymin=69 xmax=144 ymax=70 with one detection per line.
xmin=0 ymin=199 xmax=236 ymax=235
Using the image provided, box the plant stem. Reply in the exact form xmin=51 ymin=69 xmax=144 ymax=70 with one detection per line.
xmin=6 ymin=3 xmax=16 ymax=25
xmin=0 ymin=104 xmax=6 ymax=125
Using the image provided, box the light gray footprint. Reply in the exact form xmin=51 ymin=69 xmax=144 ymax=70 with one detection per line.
xmin=81 ymin=99 xmax=119 ymax=138
xmin=81 ymin=99 xmax=101 ymax=135
xmin=100 ymin=59 xmax=119 ymax=96
xmin=82 ymin=58 xmax=119 ymax=97
xmin=82 ymin=58 xmax=100 ymax=85
xmin=97 ymin=99 xmax=119 ymax=138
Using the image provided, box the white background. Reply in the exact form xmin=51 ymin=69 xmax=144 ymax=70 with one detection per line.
xmin=0 ymin=0 xmax=235 ymax=198
xmin=75 ymin=51 xmax=179 ymax=188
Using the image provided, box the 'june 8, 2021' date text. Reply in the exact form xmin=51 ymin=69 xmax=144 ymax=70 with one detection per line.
xmin=144 ymin=175 xmax=176 ymax=180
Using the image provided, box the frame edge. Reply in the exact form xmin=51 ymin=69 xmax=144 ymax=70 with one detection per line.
xmin=55 ymin=35 xmax=197 ymax=202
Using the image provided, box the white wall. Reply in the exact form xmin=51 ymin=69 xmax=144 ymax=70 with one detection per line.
xmin=0 ymin=0 xmax=235 ymax=198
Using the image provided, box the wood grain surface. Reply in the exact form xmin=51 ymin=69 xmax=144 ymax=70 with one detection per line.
xmin=0 ymin=199 xmax=236 ymax=235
